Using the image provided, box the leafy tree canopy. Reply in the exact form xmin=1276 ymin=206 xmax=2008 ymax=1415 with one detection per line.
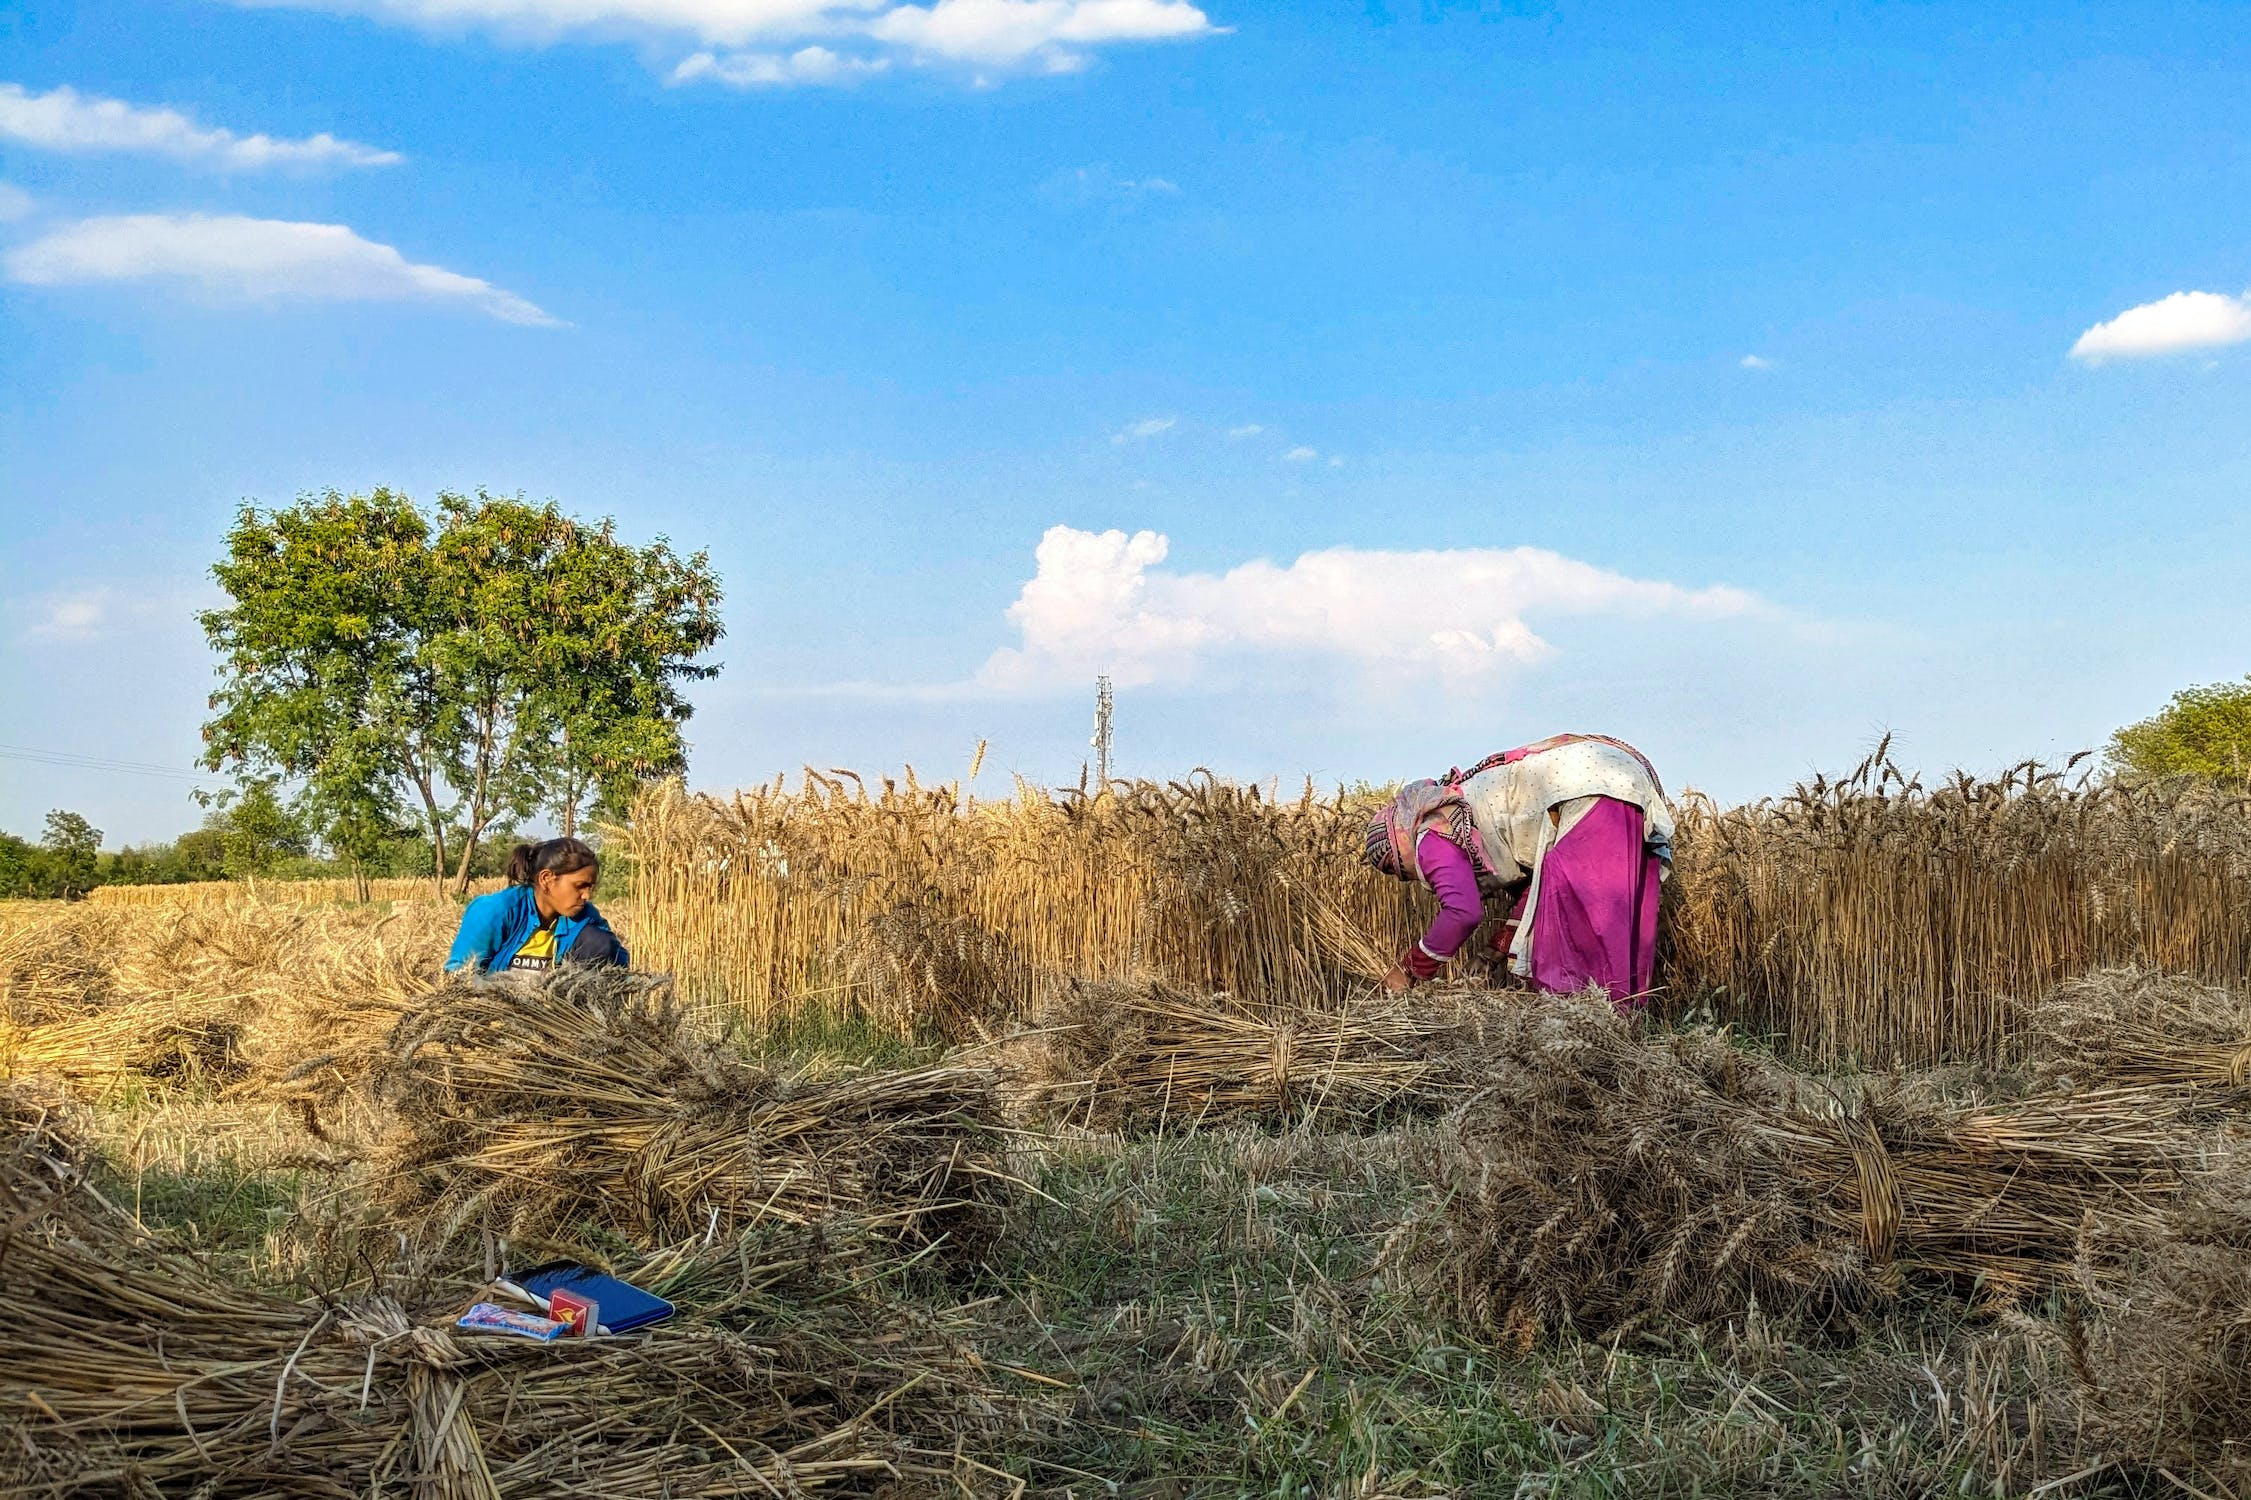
xmin=201 ymin=488 xmax=723 ymax=894
xmin=2107 ymin=675 xmax=2251 ymax=784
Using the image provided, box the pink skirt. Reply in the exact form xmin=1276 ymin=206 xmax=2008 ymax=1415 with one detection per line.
xmin=1511 ymin=795 xmax=1662 ymax=1007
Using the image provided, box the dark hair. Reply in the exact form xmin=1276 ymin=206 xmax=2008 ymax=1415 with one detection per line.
xmin=506 ymin=837 xmax=599 ymax=888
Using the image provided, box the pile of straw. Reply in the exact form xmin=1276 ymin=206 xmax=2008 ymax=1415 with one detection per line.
xmin=0 ymin=1090 xmax=1034 ymax=1498
xmin=368 ymin=967 xmax=1009 ymax=1253
xmin=1008 ymin=975 xmax=1465 ymax=1131
xmin=2023 ymin=966 xmax=2251 ymax=1093
xmin=1392 ymin=994 xmax=2216 ymax=1343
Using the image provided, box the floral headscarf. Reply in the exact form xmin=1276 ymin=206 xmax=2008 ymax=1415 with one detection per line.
xmin=1364 ymin=779 xmax=1493 ymax=885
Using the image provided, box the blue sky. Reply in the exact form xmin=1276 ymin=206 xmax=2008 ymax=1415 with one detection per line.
xmin=6 ymin=0 xmax=2251 ymax=844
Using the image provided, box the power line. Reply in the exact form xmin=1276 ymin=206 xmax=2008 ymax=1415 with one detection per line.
xmin=0 ymin=744 xmax=221 ymax=783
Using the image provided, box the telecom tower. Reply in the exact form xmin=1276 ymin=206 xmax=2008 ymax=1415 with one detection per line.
xmin=1091 ymin=675 xmax=1114 ymax=784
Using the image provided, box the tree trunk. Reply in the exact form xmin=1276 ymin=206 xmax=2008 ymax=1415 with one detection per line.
xmin=451 ymin=698 xmax=500 ymax=900
xmin=408 ymin=758 xmax=451 ymax=902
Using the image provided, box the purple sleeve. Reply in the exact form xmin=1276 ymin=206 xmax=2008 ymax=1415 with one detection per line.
xmin=1415 ymin=831 xmax=1485 ymax=962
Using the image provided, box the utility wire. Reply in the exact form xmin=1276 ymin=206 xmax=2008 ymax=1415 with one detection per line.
xmin=0 ymin=743 xmax=222 ymax=783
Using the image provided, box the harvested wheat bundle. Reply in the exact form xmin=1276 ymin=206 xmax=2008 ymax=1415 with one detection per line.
xmin=2022 ymin=966 xmax=2251 ymax=1093
xmin=0 ymin=906 xmax=125 ymax=1023
xmin=0 ymin=1076 xmax=88 ymax=1180
xmin=1394 ymin=994 xmax=2218 ymax=1344
xmin=0 ymin=1108 xmax=1032 ymax=1499
xmin=2057 ymin=1152 xmax=2251 ymax=1495
xmin=369 ymin=967 xmax=1009 ymax=1254
xmin=231 ymin=903 xmax=455 ymax=1093
xmin=1010 ymin=975 xmax=1465 ymax=1131
xmin=0 ymin=900 xmax=454 ymax=1092
xmin=1393 ymin=994 xmax=1863 ymax=1345
xmin=838 ymin=893 xmax=1033 ymax=1042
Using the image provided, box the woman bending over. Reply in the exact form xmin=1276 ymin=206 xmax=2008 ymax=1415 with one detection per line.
xmin=1364 ymin=734 xmax=1670 ymax=1007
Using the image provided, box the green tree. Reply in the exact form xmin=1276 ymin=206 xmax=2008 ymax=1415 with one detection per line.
xmin=40 ymin=810 xmax=102 ymax=899
xmin=2108 ymin=675 xmax=2251 ymax=785
xmin=0 ymin=833 xmax=35 ymax=897
xmin=213 ymin=781 xmax=309 ymax=889
xmin=203 ymin=488 xmax=435 ymax=891
xmin=201 ymin=487 xmax=723 ymax=897
xmin=522 ymin=515 xmax=723 ymax=835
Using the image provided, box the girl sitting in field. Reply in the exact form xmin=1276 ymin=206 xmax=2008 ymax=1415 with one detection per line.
xmin=443 ymin=836 xmax=629 ymax=976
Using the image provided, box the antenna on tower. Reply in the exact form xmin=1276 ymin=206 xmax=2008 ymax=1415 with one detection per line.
xmin=1090 ymin=675 xmax=1114 ymax=785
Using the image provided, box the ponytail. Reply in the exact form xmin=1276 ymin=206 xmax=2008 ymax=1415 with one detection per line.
xmin=506 ymin=837 xmax=599 ymax=887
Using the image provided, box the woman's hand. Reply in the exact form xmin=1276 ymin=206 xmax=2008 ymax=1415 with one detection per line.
xmin=1382 ymin=964 xmax=1413 ymax=995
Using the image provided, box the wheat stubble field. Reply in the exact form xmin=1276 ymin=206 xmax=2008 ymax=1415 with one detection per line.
xmin=4 ymin=753 xmax=2250 ymax=1498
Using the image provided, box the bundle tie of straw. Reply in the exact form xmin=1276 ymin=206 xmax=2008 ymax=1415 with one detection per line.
xmin=1267 ymin=1020 xmax=1297 ymax=1106
xmin=2230 ymin=1044 xmax=2251 ymax=1088
xmin=1844 ymin=1112 xmax=1904 ymax=1264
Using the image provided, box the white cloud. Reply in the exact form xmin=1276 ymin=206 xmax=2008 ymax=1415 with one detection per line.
xmin=973 ymin=525 xmax=1763 ymax=694
xmin=1739 ymin=353 xmax=1772 ymax=370
xmin=1225 ymin=423 xmax=1262 ymax=438
xmin=671 ymin=44 xmax=891 ymax=85
xmin=2070 ymin=289 xmax=2251 ymax=364
xmin=0 ymin=182 xmax=32 ymax=222
xmin=0 ymin=83 xmax=401 ymax=169
xmin=1111 ymin=414 xmax=1175 ymax=443
xmin=869 ymin=0 xmax=1212 ymax=66
xmin=19 ymin=588 xmax=113 ymax=643
xmin=231 ymin=0 xmax=1217 ymax=79
xmin=1041 ymin=162 xmax=1179 ymax=203
xmin=1282 ymin=445 xmax=1318 ymax=462
xmin=4 ymin=214 xmax=560 ymax=326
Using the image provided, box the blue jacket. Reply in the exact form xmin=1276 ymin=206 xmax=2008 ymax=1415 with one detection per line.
xmin=444 ymin=884 xmax=629 ymax=974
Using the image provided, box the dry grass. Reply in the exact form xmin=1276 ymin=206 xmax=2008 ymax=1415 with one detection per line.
xmin=364 ymin=967 xmax=1011 ymax=1256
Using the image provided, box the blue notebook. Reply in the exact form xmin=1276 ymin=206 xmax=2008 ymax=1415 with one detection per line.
xmin=498 ymin=1262 xmax=675 ymax=1335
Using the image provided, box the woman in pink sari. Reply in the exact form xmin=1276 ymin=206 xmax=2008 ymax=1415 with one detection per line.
xmin=1363 ymin=734 xmax=1672 ymax=1008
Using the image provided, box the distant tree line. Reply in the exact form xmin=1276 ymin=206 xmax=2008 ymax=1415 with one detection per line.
xmin=0 ymin=793 xmax=522 ymax=900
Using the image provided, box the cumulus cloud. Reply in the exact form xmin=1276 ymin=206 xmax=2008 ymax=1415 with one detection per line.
xmin=1282 ymin=445 xmax=1318 ymax=462
xmin=1225 ymin=423 xmax=1262 ymax=438
xmin=671 ymin=45 xmax=891 ymax=84
xmin=972 ymin=525 xmax=1762 ymax=694
xmin=230 ymin=0 xmax=1217 ymax=81
xmin=0 ymin=83 xmax=400 ymax=169
xmin=1111 ymin=415 xmax=1175 ymax=443
xmin=0 ymin=182 xmax=32 ymax=222
xmin=1739 ymin=353 xmax=1772 ymax=370
xmin=2070 ymin=290 xmax=2251 ymax=364
xmin=4 ymin=214 xmax=560 ymax=326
